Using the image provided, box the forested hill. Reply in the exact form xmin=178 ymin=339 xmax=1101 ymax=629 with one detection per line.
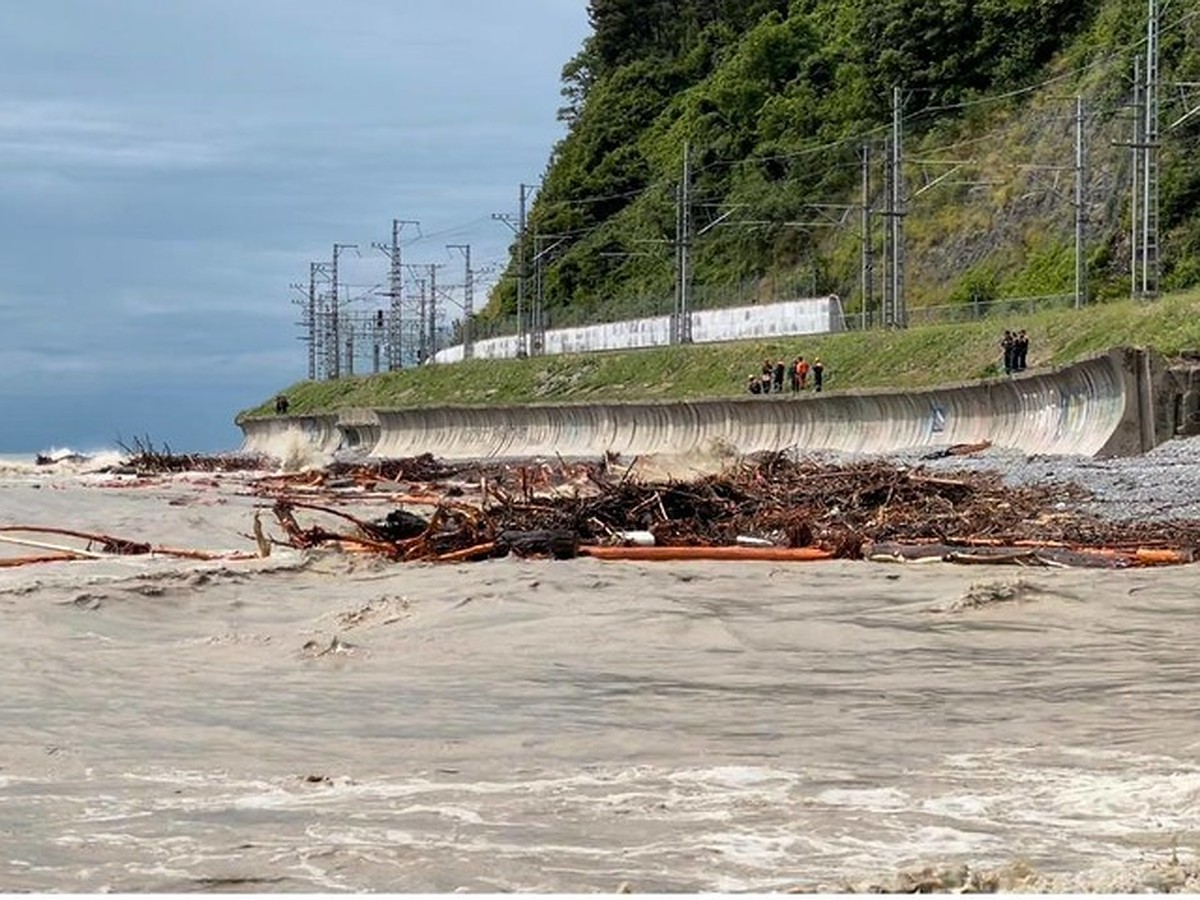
xmin=483 ymin=0 xmax=1200 ymax=329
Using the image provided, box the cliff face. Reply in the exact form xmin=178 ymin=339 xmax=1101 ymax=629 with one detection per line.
xmin=484 ymin=0 xmax=1200 ymax=326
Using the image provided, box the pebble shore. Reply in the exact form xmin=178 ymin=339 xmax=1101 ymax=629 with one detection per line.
xmin=814 ymin=434 xmax=1200 ymax=524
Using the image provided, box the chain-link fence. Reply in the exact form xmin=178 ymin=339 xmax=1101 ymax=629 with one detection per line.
xmin=843 ymin=293 xmax=1079 ymax=330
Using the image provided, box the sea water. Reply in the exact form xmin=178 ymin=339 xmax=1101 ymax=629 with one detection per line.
xmin=0 ymin=469 xmax=1199 ymax=892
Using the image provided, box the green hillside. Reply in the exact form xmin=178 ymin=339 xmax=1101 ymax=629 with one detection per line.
xmin=471 ymin=0 xmax=1200 ymax=334
xmin=240 ymin=289 xmax=1200 ymax=418
xmin=245 ymin=0 xmax=1200 ymax=420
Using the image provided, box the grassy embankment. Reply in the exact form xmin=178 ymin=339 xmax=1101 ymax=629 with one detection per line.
xmin=239 ymin=290 xmax=1200 ymax=419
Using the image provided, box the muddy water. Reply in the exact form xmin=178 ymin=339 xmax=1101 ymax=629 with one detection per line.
xmin=1 ymin=471 xmax=1200 ymax=892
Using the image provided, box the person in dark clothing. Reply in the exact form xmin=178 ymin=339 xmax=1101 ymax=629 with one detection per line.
xmin=274 ymin=394 xmax=290 ymax=414
xmin=772 ymin=359 xmax=786 ymax=393
xmin=812 ymin=358 xmax=825 ymax=393
xmin=747 ymin=375 xmax=763 ymax=395
xmin=1001 ymin=331 xmax=1015 ymax=375
xmin=1015 ymin=330 xmax=1029 ymax=370
xmin=789 ymin=357 xmax=801 ymax=392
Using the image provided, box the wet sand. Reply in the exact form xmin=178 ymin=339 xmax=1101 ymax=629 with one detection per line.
xmin=2 ymin=461 xmax=1200 ymax=892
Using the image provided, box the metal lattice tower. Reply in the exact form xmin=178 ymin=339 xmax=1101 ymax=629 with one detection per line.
xmin=327 ymin=243 xmax=357 ymax=378
xmin=307 ymin=262 xmax=319 ymax=378
xmin=371 ymin=218 xmax=419 ymax=371
xmin=387 ymin=219 xmax=404 ymax=369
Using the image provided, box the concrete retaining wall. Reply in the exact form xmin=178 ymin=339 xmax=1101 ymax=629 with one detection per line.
xmin=239 ymin=348 xmax=1175 ymax=463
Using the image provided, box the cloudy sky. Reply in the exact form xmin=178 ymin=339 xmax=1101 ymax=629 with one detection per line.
xmin=0 ymin=0 xmax=591 ymax=453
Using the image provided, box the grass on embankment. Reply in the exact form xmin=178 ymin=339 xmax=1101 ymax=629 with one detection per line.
xmin=239 ymin=290 xmax=1200 ymax=419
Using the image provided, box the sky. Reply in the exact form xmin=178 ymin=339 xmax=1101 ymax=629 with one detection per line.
xmin=0 ymin=0 xmax=592 ymax=454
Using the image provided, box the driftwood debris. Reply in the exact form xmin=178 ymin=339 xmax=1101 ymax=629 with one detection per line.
xmin=115 ymin=435 xmax=272 ymax=475
xmin=256 ymin=451 xmax=1200 ymax=567
xmin=0 ymin=525 xmax=257 ymax=569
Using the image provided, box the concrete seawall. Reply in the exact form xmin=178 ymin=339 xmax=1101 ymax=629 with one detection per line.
xmin=239 ymin=347 xmax=1182 ymax=464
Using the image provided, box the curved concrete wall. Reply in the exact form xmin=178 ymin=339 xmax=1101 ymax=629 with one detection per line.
xmin=239 ymin=348 xmax=1164 ymax=463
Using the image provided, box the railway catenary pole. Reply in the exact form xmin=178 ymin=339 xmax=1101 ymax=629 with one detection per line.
xmin=1075 ymin=96 xmax=1088 ymax=309
xmin=1141 ymin=0 xmax=1161 ymax=299
xmin=860 ymin=141 xmax=873 ymax=330
xmin=371 ymin=218 xmax=419 ymax=370
xmin=673 ymin=141 xmax=693 ymax=344
xmin=425 ymin=263 xmax=445 ymax=362
xmin=329 ymin=242 xmax=357 ymax=379
xmin=308 ymin=262 xmax=319 ymax=378
xmin=517 ymin=183 xmax=532 ymax=357
xmin=891 ymin=85 xmax=906 ymax=328
xmin=414 ymin=278 xmax=427 ymax=363
xmin=447 ymin=243 xmax=473 ymax=358
xmin=1131 ymin=55 xmax=1142 ymax=299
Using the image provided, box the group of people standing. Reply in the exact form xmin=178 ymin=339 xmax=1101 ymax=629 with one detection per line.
xmin=748 ymin=355 xmax=825 ymax=395
xmin=1001 ymin=329 xmax=1030 ymax=375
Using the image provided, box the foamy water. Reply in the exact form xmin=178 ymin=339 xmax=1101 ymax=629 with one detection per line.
xmin=2 ymin=469 xmax=1199 ymax=892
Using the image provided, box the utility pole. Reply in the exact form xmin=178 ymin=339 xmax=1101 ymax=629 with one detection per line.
xmin=491 ymin=184 xmax=534 ymax=357
xmin=343 ymin=287 xmax=354 ymax=376
xmin=371 ymin=218 xmax=419 ymax=371
xmin=372 ymin=308 xmax=384 ymax=373
xmin=860 ymin=142 xmax=874 ymax=330
xmin=517 ymin=183 xmax=532 ymax=357
xmin=1131 ymin=54 xmax=1142 ymax=300
xmin=307 ymin=262 xmax=319 ymax=378
xmin=532 ymin=233 xmax=569 ymax=355
xmin=533 ymin=235 xmax=545 ymax=354
xmin=426 ymin=263 xmax=444 ymax=362
xmin=447 ymin=243 xmax=474 ymax=359
xmin=1075 ymin=96 xmax=1088 ymax=309
xmin=305 ymin=260 xmax=332 ymax=380
xmin=330 ymin=242 xmax=357 ymax=378
xmin=673 ymin=141 xmax=693 ymax=344
xmin=1141 ymin=0 xmax=1161 ymax=299
xmin=890 ymin=85 xmax=906 ymax=328
xmin=882 ymin=136 xmax=893 ymax=327
xmin=414 ymin=278 xmax=427 ymax=363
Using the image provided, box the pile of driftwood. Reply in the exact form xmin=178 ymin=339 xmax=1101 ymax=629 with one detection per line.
xmin=115 ymin=436 xmax=272 ymax=474
xmin=257 ymin=452 xmax=1200 ymax=568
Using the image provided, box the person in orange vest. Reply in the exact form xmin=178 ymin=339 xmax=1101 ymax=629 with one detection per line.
xmin=796 ymin=356 xmax=810 ymax=390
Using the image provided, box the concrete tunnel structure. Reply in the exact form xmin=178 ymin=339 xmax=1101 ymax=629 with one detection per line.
xmin=237 ymin=347 xmax=1200 ymax=465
